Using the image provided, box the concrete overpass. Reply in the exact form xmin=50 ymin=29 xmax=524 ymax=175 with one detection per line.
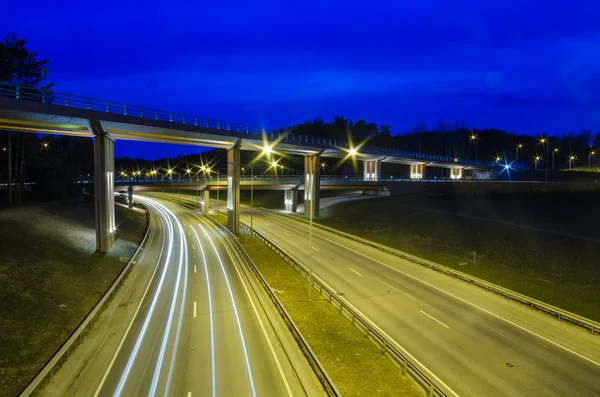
xmin=0 ymin=83 xmax=493 ymax=251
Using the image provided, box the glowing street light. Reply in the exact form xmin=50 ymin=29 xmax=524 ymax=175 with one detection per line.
xmin=539 ymin=136 xmax=550 ymax=182
xmin=552 ymin=147 xmax=559 ymax=170
xmin=349 ymin=148 xmax=357 ymax=156
xmin=589 ymin=150 xmax=596 ymax=170
xmin=534 ymin=155 xmax=542 ymax=170
xmin=515 ymin=143 xmax=523 ymax=167
xmin=263 ymin=145 xmax=272 ymax=154
xmin=470 ymin=134 xmax=479 ymax=163
xmin=568 ymin=154 xmax=576 ymax=171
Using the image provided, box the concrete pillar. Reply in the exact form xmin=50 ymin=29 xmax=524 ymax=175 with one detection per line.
xmin=227 ymin=142 xmax=241 ymax=234
xmin=127 ymin=186 xmax=133 ymax=209
xmin=364 ymin=159 xmax=382 ymax=181
xmin=201 ymin=189 xmax=210 ymax=214
xmin=410 ymin=164 xmax=424 ymax=180
xmin=450 ymin=168 xmax=463 ymax=180
xmin=92 ymin=121 xmax=116 ymax=253
xmin=284 ymin=189 xmax=298 ymax=212
xmin=304 ymin=154 xmax=320 ymax=217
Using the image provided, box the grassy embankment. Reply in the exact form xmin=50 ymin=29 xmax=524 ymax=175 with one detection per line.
xmin=0 ymin=200 xmax=147 ymax=397
xmin=238 ymin=234 xmax=424 ymax=397
xmin=315 ymin=192 xmax=600 ymax=321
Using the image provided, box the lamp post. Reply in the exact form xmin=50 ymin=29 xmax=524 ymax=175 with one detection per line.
xmin=534 ymin=155 xmax=541 ymax=170
xmin=308 ymin=176 xmax=314 ymax=302
xmin=540 ymin=137 xmax=549 ymax=182
xmin=568 ymin=155 xmax=576 ymax=171
xmin=552 ymin=148 xmax=559 ymax=170
xmin=470 ymin=134 xmax=478 ymax=163
xmin=516 ymin=143 xmax=523 ymax=167
xmin=589 ymin=150 xmax=596 ymax=170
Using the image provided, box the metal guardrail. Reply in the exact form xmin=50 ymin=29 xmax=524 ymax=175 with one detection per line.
xmin=209 ymin=209 xmax=448 ymax=397
xmin=202 ymin=212 xmax=341 ymax=397
xmin=0 ymin=82 xmax=485 ymax=166
xmin=18 ymin=205 xmax=152 ymax=396
xmin=269 ymin=210 xmax=600 ymax=336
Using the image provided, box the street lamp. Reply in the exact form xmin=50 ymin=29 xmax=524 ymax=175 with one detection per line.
xmin=552 ymin=148 xmax=559 ymax=170
xmin=470 ymin=134 xmax=478 ymax=163
xmin=568 ymin=155 xmax=576 ymax=171
xmin=539 ymin=137 xmax=549 ymax=182
xmin=516 ymin=143 xmax=523 ymax=168
xmin=534 ymin=155 xmax=542 ymax=170
xmin=589 ymin=150 xmax=596 ymax=170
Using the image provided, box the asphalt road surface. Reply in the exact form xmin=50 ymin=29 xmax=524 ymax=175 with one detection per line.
xmin=41 ymin=195 xmax=324 ymax=397
xmin=189 ymin=194 xmax=600 ymax=397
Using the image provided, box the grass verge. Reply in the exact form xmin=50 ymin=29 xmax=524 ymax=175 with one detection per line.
xmin=239 ymin=235 xmax=424 ymax=397
xmin=0 ymin=200 xmax=147 ymax=397
xmin=315 ymin=194 xmax=600 ymax=322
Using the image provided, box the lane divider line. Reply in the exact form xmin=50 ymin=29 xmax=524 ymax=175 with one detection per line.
xmin=349 ymin=268 xmax=364 ymax=278
xmin=266 ymin=214 xmax=600 ymax=369
xmin=421 ymin=311 xmax=450 ymax=329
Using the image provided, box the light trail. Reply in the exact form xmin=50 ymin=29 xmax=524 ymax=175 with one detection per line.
xmin=113 ymin=198 xmax=175 ymax=396
xmin=149 ymin=204 xmax=188 ymax=396
xmin=190 ymin=225 xmax=216 ymax=397
xmin=198 ymin=223 xmax=257 ymax=397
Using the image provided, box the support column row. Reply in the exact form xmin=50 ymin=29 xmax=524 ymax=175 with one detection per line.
xmin=304 ymin=154 xmax=320 ymax=217
xmin=364 ymin=159 xmax=381 ymax=181
xmin=92 ymin=120 xmax=116 ymax=253
xmin=284 ymin=189 xmax=298 ymax=212
xmin=410 ymin=164 xmax=424 ymax=180
xmin=227 ymin=142 xmax=241 ymax=234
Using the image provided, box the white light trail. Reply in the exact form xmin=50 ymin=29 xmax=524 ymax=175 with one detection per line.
xmin=113 ymin=198 xmax=175 ymax=396
xmin=198 ymin=223 xmax=257 ymax=397
xmin=190 ymin=225 xmax=216 ymax=397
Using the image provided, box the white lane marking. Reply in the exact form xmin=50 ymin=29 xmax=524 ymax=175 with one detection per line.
xmin=215 ymin=222 xmax=294 ymax=397
xmin=192 ymin=244 xmax=195 ymax=250
xmin=194 ymin=264 xmax=197 ymax=274
xmin=421 ymin=311 xmax=450 ymax=329
xmin=97 ymin=199 xmax=172 ymax=397
xmin=188 ymin=393 xmax=191 ymax=397
xmin=272 ymin=216 xmax=600 ymax=369
xmin=194 ymin=301 xmax=197 ymax=318
xmin=198 ymin=223 xmax=257 ymax=397
xmin=257 ymin=234 xmax=460 ymax=397
xmin=492 ymin=329 xmax=506 ymax=338
xmin=150 ymin=203 xmax=188 ymax=396
xmin=284 ymin=232 xmax=290 ymax=236
xmin=312 ymin=246 xmax=319 ymax=252
xmin=190 ymin=225 xmax=216 ymax=397
xmin=349 ymin=268 xmax=364 ymax=277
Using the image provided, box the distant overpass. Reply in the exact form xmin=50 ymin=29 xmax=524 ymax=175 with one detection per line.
xmin=0 ymin=83 xmax=493 ymax=251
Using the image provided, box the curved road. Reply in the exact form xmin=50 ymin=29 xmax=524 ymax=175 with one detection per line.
xmin=41 ymin=195 xmax=324 ymax=397
xmin=181 ymin=194 xmax=600 ymax=397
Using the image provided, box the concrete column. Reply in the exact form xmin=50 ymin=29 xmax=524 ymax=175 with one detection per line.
xmin=201 ymin=189 xmax=210 ymax=214
xmin=410 ymin=164 xmax=424 ymax=180
xmin=450 ymin=168 xmax=463 ymax=180
xmin=227 ymin=143 xmax=241 ymax=234
xmin=92 ymin=121 xmax=116 ymax=253
xmin=127 ymin=186 xmax=133 ymax=209
xmin=364 ymin=159 xmax=382 ymax=181
xmin=304 ymin=154 xmax=321 ymax=217
xmin=284 ymin=189 xmax=298 ymax=212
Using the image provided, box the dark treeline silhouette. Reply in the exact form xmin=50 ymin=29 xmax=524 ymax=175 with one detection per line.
xmin=285 ymin=118 xmax=600 ymax=169
xmin=1 ymin=32 xmax=56 ymax=203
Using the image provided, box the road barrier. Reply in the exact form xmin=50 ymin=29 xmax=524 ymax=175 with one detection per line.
xmin=202 ymin=213 xmax=341 ymax=397
xmin=19 ymin=205 xmax=152 ymax=396
xmin=267 ymin=209 xmax=600 ymax=336
xmin=211 ymin=209 xmax=449 ymax=397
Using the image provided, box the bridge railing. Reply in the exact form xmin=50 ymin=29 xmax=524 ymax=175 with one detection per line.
xmin=0 ymin=82 xmax=480 ymax=166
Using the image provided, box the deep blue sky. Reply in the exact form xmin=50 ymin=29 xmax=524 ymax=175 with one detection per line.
xmin=5 ymin=1 xmax=600 ymax=159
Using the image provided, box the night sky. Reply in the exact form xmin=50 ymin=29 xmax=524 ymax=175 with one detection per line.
xmin=4 ymin=1 xmax=600 ymax=159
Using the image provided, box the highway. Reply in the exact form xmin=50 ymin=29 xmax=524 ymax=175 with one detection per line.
xmin=189 ymin=195 xmax=600 ymax=397
xmin=40 ymin=195 xmax=324 ymax=397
